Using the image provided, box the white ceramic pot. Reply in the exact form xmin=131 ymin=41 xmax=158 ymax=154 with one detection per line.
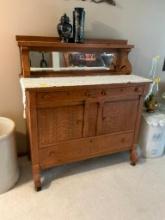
xmin=0 ymin=117 xmax=19 ymax=194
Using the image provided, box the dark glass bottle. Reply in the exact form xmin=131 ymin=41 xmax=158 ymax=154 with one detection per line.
xmin=73 ymin=8 xmax=85 ymax=43
xmin=57 ymin=14 xmax=72 ymax=43
xmin=40 ymin=52 xmax=48 ymax=68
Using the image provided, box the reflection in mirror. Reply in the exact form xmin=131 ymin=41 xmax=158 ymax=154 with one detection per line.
xmin=30 ymin=51 xmax=116 ymax=72
xmin=30 ymin=52 xmax=52 ymax=68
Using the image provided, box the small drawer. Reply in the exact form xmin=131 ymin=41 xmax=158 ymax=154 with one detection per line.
xmin=37 ymin=90 xmax=84 ymax=106
xmin=84 ymin=89 xmax=102 ymax=99
xmin=129 ymin=86 xmax=144 ymax=94
xmin=37 ymin=88 xmax=103 ymax=106
xmin=37 ymin=90 xmax=75 ymax=102
xmin=105 ymin=86 xmax=144 ymax=97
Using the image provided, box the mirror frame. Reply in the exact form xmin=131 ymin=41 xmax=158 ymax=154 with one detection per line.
xmin=16 ymin=36 xmax=134 ymax=77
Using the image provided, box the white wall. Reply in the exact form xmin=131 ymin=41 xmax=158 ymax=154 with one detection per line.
xmin=0 ymin=0 xmax=165 ymax=153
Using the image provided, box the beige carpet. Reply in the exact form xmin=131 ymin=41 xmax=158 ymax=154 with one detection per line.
xmin=0 ymin=152 xmax=165 ymax=220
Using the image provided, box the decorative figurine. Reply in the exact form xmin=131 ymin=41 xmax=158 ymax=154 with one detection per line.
xmin=73 ymin=8 xmax=85 ymax=43
xmin=57 ymin=14 xmax=72 ymax=43
xmin=144 ymin=94 xmax=158 ymax=113
xmin=145 ymin=56 xmax=160 ymax=113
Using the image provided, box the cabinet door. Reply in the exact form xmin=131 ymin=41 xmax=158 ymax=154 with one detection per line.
xmin=37 ymin=103 xmax=84 ymax=148
xmin=100 ymin=99 xmax=138 ymax=135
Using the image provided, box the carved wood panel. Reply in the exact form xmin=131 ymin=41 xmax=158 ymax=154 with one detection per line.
xmin=38 ymin=104 xmax=84 ymax=147
xmin=101 ymin=99 xmax=138 ymax=134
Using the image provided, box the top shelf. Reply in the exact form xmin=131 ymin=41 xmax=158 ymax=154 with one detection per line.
xmin=16 ymin=35 xmax=134 ymax=51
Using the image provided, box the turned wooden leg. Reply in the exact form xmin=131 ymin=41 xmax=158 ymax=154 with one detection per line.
xmin=130 ymin=148 xmax=138 ymax=166
xmin=32 ymin=165 xmax=42 ymax=191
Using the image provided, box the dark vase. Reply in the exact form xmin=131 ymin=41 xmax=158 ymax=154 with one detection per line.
xmin=57 ymin=14 xmax=72 ymax=43
xmin=73 ymin=8 xmax=85 ymax=43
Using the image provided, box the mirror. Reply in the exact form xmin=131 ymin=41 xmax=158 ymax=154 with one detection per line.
xmin=29 ymin=51 xmax=116 ymax=72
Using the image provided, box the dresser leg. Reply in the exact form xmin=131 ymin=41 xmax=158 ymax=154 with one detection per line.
xmin=32 ymin=165 xmax=42 ymax=191
xmin=130 ymin=148 xmax=138 ymax=166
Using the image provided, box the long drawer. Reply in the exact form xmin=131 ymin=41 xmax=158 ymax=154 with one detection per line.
xmin=39 ymin=131 xmax=134 ymax=169
xmin=36 ymin=85 xmax=144 ymax=107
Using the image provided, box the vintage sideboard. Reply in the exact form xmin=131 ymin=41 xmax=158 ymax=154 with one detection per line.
xmin=17 ymin=36 xmax=151 ymax=191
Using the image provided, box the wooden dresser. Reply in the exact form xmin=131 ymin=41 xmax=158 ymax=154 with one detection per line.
xmin=16 ymin=36 xmax=151 ymax=191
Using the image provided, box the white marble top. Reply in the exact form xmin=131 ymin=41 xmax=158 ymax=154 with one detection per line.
xmin=20 ymin=75 xmax=151 ymax=89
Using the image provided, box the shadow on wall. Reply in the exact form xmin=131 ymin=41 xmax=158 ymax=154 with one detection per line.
xmin=86 ymin=21 xmax=122 ymax=39
xmin=130 ymin=48 xmax=151 ymax=77
xmin=65 ymin=0 xmax=123 ymax=8
xmin=15 ymin=131 xmax=28 ymax=156
xmin=160 ymin=82 xmax=165 ymax=93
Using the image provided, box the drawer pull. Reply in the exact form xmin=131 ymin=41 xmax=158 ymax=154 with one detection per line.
xmin=85 ymin=91 xmax=97 ymax=98
xmin=121 ymin=138 xmax=125 ymax=143
xmin=101 ymin=90 xmax=107 ymax=96
xmin=41 ymin=94 xmax=50 ymax=99
xmin=102 ymin=116 xmax=106 ymax=121
xmin=134 ymin=87 xmax=139 ymax=92
xmin=49 ymin=151 xmax=55 ymax=157
xmin=90 ymin=139 xmax=93 ymax=143
xmin=76 ymin=120 xmax=82 ymax=125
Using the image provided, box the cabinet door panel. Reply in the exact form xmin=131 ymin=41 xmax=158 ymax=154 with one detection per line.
xmin=38 ymin=104 xmax=84 ymax=147
xmin=101 ymin=99 xmax=138 ymax=134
